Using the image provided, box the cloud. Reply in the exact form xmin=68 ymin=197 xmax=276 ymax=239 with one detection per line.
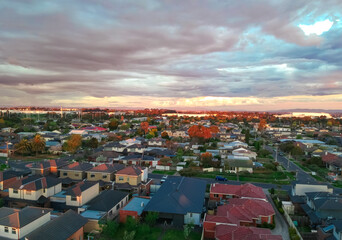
xmin=0 ymin=0 xmax=341 ymax=109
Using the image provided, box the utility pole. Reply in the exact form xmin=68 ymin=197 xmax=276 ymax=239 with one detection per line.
xmin=275 ymin=144 xmax=278 ymax=163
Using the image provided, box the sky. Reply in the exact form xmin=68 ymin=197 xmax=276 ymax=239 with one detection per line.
xmin=0 ymin=0 xmax=342 ymax=111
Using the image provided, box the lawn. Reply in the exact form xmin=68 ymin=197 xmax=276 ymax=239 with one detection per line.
xmin=152 ymin=170 xmax=176 ymax=175
xmin=104 ymin=225 xmax=162 ymax=240
xmin=163 ymin=229 xmax=201 ymax=240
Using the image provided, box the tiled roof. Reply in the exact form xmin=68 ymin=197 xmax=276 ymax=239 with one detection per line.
xmin=88 ymin=163 xmax=125 ymax=173
xmin=211 ymin=183 xmax=266 ymax=200
xmin=215 ymin=225 xmax=282 ymax=240
xmin=60 ymin=162 xmax=93 ymax=171
xmin=0 ymin=171 xmax=17 ymax=181
xmin=10 ymin=176 xmax=61 ymax=191
xmin=25 ymin=210 xmax=88 ymax=240
xmin=0 ymin=206 xmax=51 ymax=228
xmin=144 ymin=177 xmax=206 ymax=215
xmin=116 ymin=166 xmax=142 ymax=176
xmin=86 ymin=190 xmax=128 ymax=212
xmin=322 ymin=152 xmax=340 ymax=163
xmin=206 ymin=199 xmax=275 ymax=226
xmin=64 ymin=181 xmax=98 ymax=197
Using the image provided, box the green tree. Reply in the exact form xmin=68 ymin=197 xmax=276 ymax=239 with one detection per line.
xmin=101 ymin=220 xmax=119 ymax=238
xmin=86 ymin=138 xmax=99 ymax=149
xmin=123 ymin=230 xmax=136 ymax=240
xmin=145 ymin=212 xmax=158 ymax=226
xmin=15 ymin=139 xmax=32 ymax=156
xmin=108 ymin=119 xmax=119 ymax=130
xmin=31 ymin=134 xmax=46 ymax=155
xmin=184 ymin=222 xmax=195 ymax=240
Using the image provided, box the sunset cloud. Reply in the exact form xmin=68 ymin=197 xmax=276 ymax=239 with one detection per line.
xmin=0 ymin=0 xmax=341 ymax=110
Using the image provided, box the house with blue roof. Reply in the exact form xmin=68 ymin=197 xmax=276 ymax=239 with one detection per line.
xmin=143 ymin=177 xmax=206 ymax=227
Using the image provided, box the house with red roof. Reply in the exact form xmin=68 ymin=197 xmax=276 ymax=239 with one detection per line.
xmin=86 ymin=163 xmax=125 ymax=182
xmin=29 ymin=159 xmax=69 ymax=176
xmin=209 ymin=183 xmax=267 ymax=202
xmin=59 ymin=162 xmax=93 ymax=181
xmin=214 ymin=225 xmax=282 ymax=240
xmin=64 ymin=181 xmax=99 ymax=207
xmin=115 ymin=166 xmax=151 ymax=194
xmin=203 ymin=198 xmax=275 ymax=239
xmin=322 ymin=152 xmax=342 ymax=174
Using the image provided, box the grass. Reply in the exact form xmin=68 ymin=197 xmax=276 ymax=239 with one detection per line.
xmin=104 ymin=225 xmax=162 ymax=240
xmin=293 ymin=161 xmax=310 ymax=172
xmin=152 ymin=170 xmax=176 ymax=175
xmin=333 ymin=181 xmax=342 ymax=188
xmin=163 ymin=230 xmax=201 ymax=240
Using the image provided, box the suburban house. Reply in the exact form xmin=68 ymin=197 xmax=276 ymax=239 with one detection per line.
xmin=8 ymin=176 xmax=62 ymax=208
xmin=0 ymin=206 xmax=51 ymax=239
xmin=119 ymin=197 xmax=150 ymax=223
xmin=25 ymin=209 xmax=88 ymax=240
xmin=225 ymin=158 xmax=254 ymax=173
xmin=213 ymin=225 xmax=282 ymax=240
xmin=64 ymin=181 xmax=99 ymax=207
xmin=144 ymin=177 xmax=206 ymax=227
xmin=292 ymin=182 xmax=333 ymax=196
xmin=86 ymin=163 xmax=125 ymax=183
xmin=119 ymin=154 xmax=157 ymax=167
xmin=203 ymin=199 xmax=275 ymax=239
xmin=209 ymin=183 xmax=267 ymax=202
xmin=232 ymin=147 xmax=257 ymax=160
xmin=59 ymin=162 xmax=93 ymax=180
xmin=80 ymin=190 xmax=129 ymax=232
xmin=0 ymin=171 xmax=18 ymax=190
xmin=29 ymin=159 xmax=69 ymax=176
xmin=115 ymin=166 xmax=151 ymax=194
xmin=147 ymin=138 xmax=166 ymax=147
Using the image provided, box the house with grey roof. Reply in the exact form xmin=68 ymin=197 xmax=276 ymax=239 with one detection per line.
xmin=25 ymin=210 xmax=88 ymax=240
xmin=0 ymin=206 xmax=51 ymax=239
xmin=143 ymin=177 xmax=206 ymax=227
xmin=80 ymin=190 xmax=129 ymax=232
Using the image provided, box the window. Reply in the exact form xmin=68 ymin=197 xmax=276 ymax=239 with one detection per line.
xmin=12 ymin=228 xmax=16 ymax=234
xmin=4 ymin=227 xmax=8 ymax=233
xmin=116 ymin=205 xmax=120 ymax=210
xmin=63 ymin=172 xmax=67 ymax=176
xmin=119 ymin=176 xmax=124 ymax=181
xmin=214 ymin=194 xmax=218 ymax=198
xmin=71 ymin=196 xmax=77 ymax=201
xmin=75 ymin=173 xmax=79 ymax=177
xmin=90 ymin=174 xmax=95 ymax=178
xmin=26 ymin=190 xmax=31 ymax=195
xmin=127 ymin=177 xmax=130 ymax=181
xmin=102 ymin=175 xmax=107 ymax=179
xmin=43 ymin=188 xmax=46 ymax=193
xmin=13 ymin=190 xmax=18 ymax=194
xmin=189 ymin=213 xmax=193 ymax=217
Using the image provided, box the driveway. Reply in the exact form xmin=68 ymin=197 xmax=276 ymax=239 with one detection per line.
xmin=265 ymin=191 xmax=290 ymax=240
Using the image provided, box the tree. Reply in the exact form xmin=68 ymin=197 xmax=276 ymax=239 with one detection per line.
xmin=123 ymin=230 xmax=136 ymax=240
xmin=159 ymin=157 xmax=171 ymax=166
xmin=31 ymin=134 xmax=46 ymax=155
xmin=145 ymin=212 xmax=158 ymax=226
xmin=15 ymin=139 xmax=32 ymax=156
xmin=258 ymin=119 xmax=267 ymax=132
xmin=108 ymin=119 xmax=119 ymax=130
xmin=64 ymin=134 xmax=82 ymax=153
xmin=101 ymin=220 xmax=119 ymax=238
xmin=140 ymin=122 xmax=149 ymax=135
xmin=245 ymin=129 xmax=250 ymax=145
xmin=201 ymin=152 xmax=213 ymax=168
xmin=188 ymin=125 xmax=211 ymax=142
xmin=161 ymin=131 xmax=169 ymax=139
xmin=86 ymin=138 xmax=99 ymax=149
xmin=184 ymin=222 xmax=195 ymax=240
xmin=209 ymin=125 xmax=219 ymax=134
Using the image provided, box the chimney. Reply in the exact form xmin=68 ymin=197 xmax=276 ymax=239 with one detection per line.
xmin=213 ymin=184 xmax=216 ymax=187
xmin=141 ymin=202 xmax=144 ymax=207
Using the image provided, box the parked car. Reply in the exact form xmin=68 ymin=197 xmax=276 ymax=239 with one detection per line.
xmin=215 ymin=176 xmax=227 ymax=181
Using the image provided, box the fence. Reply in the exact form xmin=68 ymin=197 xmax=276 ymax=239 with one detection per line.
xmin=284 ymin=209 xmax=303 ymax=240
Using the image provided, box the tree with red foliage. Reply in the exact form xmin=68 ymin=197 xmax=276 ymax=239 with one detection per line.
xmin=140 ymin=122 xmax=149 ymax=135
xmin=188 ymin=125 xmax=212 ymax=142
xmin=258 ymin=119 xmax=267 ymax=132
xmin=210 ymin=126 xmax=219 ymax=134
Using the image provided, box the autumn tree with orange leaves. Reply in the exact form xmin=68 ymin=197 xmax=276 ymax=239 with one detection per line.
xmin=258 ymin=119 xmax=267 ymax=132
xmin=140 ymin=122 xmax=149 ymax=135
xmin=188 ymin=125 xmax=212 ymax=143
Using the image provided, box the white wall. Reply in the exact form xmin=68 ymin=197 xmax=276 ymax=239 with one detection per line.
xmin=184 ymin=213 xmax=201 ymax=225
xmin=19 ymin=212 xmax=50 ymax=238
